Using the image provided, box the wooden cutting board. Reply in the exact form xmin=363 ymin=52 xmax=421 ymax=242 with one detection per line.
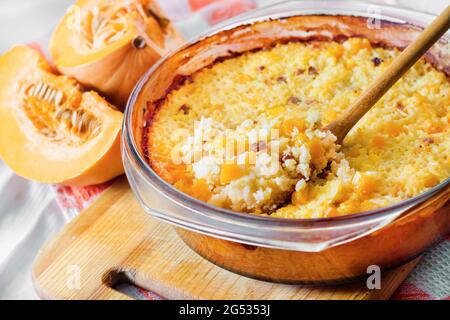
xmin=32 ymin=177 xmax=419 ymax=300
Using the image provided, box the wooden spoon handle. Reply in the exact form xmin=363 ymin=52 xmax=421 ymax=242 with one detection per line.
xmin=326 ymin=6 xmax=450 ymax=143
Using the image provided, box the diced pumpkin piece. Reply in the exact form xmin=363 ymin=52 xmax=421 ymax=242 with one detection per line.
xmin=309 ymin=139 xmax=325 ymax=159
xmin=292 ymin=187 xmax=309 ymax=205
xmin=324 ymin=207 xmax=339 ymax=217
xmin=372 ymin=135 xmax=386 ymax=148
xmin=346 ymin=147 xmax=360 ymax=157
xmin=425 ymin=123 xmax=444 ymax=134
xmin=327 ymin=44 xmax=344 ymax=59
xmin=384 ymin=123 xmax=405 ymax=137
xmin=237 ymin=74 xmax=252 ymax=83
xmin=191 ymin=179 xmax=211 ymax=201
xmin=325 ymin=109 xmax=338 ymax=122
xmin=338 ymin=199 xmax=361 ymax=214
xmin=413 ymin=93 xmax=427 ymax=104
xmin=266 ymin=106 xmax=285 ymax=118
xmin=267 ymin=51 xmax=283 ymax=62
xmin=281 ymin=118 xmax=306 ymax=136
xmin=355 ymin=173 xmax=379 ymax=196
xmin=174 ymin=179 xmax=191 ymax=194
xmin=347 ymin=38 xmax=372 ymax=54
xmin=360 ymin=200 xmax=378 ymax=212
xmin=423 ymin=174 xmax=440 ymax=188
xmin=220 ymin=163 xmax=247 ymax=185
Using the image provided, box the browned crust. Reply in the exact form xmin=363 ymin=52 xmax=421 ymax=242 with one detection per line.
xmin=138 ymin=14 xmax=449 ymax=178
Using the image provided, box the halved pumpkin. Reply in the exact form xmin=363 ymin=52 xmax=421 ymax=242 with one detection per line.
xmin=50 ymin=0 xmax=184 ymax=109
xmin=0 ymin=45 xmax=124 ymax=186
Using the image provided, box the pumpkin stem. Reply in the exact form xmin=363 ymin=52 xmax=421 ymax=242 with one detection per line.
xmin=132 ymin=36 xmax=147 ymax=49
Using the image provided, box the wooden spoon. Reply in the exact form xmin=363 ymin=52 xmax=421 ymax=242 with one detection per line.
xmin=326 ymin=5 xmax=450 ymax=144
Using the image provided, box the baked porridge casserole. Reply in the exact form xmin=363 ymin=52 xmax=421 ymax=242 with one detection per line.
xmin=144 ymin=37 xmax=449 ymax=219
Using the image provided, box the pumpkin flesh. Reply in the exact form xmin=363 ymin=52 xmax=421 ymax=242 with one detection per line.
xmin=0 ymin=45 xmax=124 ymax=186
xmin=50 ymin=0 xmax=183 ymax=108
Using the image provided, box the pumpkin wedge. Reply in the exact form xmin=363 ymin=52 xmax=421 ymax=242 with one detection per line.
xmin=50 ymin=0 xmax=184 ymax=109
xmin=0 ymin=45 xmax=124 ymax=186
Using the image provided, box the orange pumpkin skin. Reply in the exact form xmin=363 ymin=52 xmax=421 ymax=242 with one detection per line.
xmin=50 ymin=0 xmax=184 ymax=109
xmin=0 ymin=45 xmax=124 ymax=186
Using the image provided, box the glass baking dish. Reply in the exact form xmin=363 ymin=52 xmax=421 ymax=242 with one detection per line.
xmin=122 ymin=1 xmax=450 ymax=283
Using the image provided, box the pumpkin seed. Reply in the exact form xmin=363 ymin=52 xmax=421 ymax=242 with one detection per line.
xmin=61 ymin=109 xmax=73 ymax=122
xmin=54 ymin=108 xmax=64 ymax=120
xmin=38 ymin=83 xmax=48 ymax=99
xmin=77 ymin=112 xmax=90 ymax=133
xmin=41 ymin=127 xmax=56 ymax=138
xmin=34 ymin=82 xmax=44 ymax=98
xmin=27 ymin=85 xmax=36 ymax=96
xmin=25 ymin=81 xmax=99 ymax=142
xmin=71 ymin=110 xmax=80 ymax=128
xmin=88 ymin=120 xmax=98 ymax=133
xmin=91 ymin=124 xmax=101 ymax=137
xmin=88 ymin=120 xmax=101 ymax=137
xmin=54 ymin=91 xmax=64 ymax=106
xmin=28 ymin=82 xmax=65 ymax=106
xmin=44 ymin=87 xmax=54 ymax=102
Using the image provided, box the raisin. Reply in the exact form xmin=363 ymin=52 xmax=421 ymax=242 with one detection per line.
xmin=423 ymin=137 xmax=434 ymax=144
xmin=308 ymin=66 xmax=318 ymax=75
xmin=178 ymin=104 xmax=190 ymax=115
xmin=372 ymin=57 xmax=383 ymax=66
xmin=288 ymin=96 xmax=301 ymax=105
xmin=396 ymin=102 xmax=405 ymax=110
xmin=316 ymin=162 xmax=332 ymax=179
xmin=281 ymin=152 xmax=294 ymax=163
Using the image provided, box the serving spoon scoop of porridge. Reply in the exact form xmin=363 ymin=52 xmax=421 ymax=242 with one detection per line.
xmin=325 ymin=5 xmax=450 ymax=144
